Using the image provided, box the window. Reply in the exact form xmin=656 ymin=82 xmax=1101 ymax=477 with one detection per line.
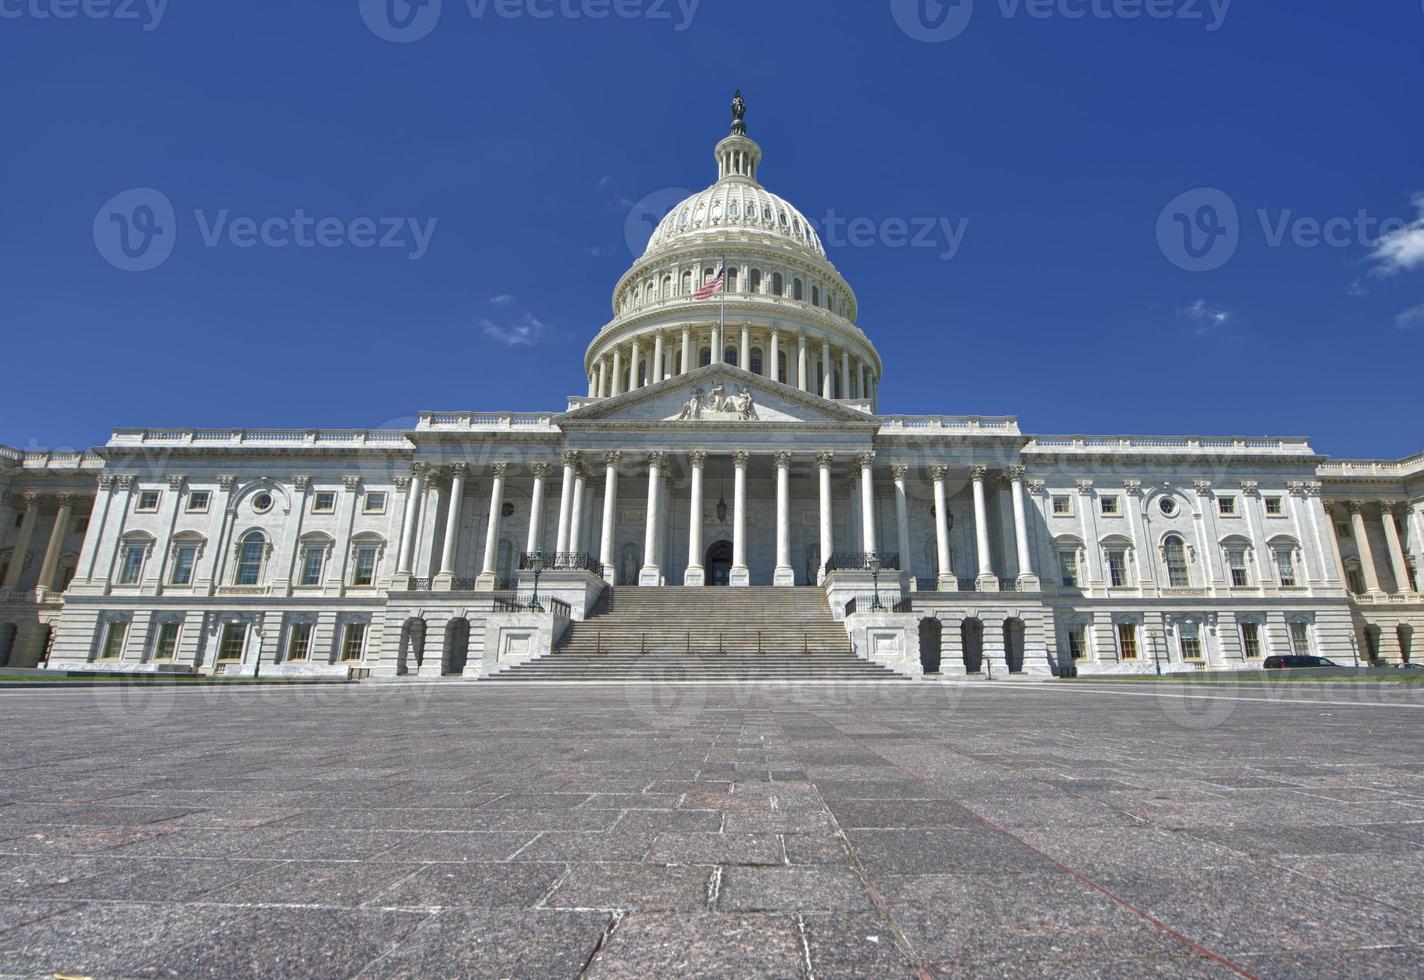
xmin=1106 ymin=548 xmax=1129 ymax=587
xmin=1163 ymin=535 xmax=1190 ymax=587
xmin=117 ymin=543 xmax=146 ymax=585
xmin=1289 ymin=621 xmax=1312 ymax=656
xmin=749 ymin=347 xmax=763 ymax=375
xmin=352 ymin=545 xmax=379 ymax=587
xmin=1264 ymin=496 xmax=1284 ymax=516
xmin=812 ymin=285 xmax=821 ymax=306
xmin=218 ymin=623 xmax=246 ymax=661
xmin=1158 ymin=496 xmax=1179 ymax=517
xmin=749 ymin=269 xmax=762 ymax=293
xmin=1057 ymin=550 xmax=1080 ymax=588
xmin=793 ymin=278 xmax=804 ymax=301
xmin=699 ymin=347 xmax=711 ymax=367
xmin=1218 ymin=496 xmax=1237 ymax=516
xmin=1068 ymin=625 xmax=1088 ymax=660
xmin=312 ymin=491 xmax=336 ymax=513
xmin=340 ymin=623 xmax=367 ymax=662
xmin=234 ymin=532 xmax=266 ymax=586
xmin=1179 ymin=622 xmax=1204 ymax=660
xmin=1276 ymin=547 xmax=1297 ymax=587
xmin=1227 ymin=548 xmax=1250 ymax=587
xmin=170 ymin=544 xmax=198 ymax=586
xmin=299 ymin=544 xmax=325 ymax=586
xmin=1100 ymin=496 xmax=1121 ymax=516
xmin=724 ymin=348 xmax=737 ymax=368
xmin=1241 ymin=622 xmax=1262 ymax=659
xmin=100 ymin=621 xmax=128 ymax=660
xmin=186 ymin=491 xmax=211 ymax=513
xmin=286 ymin=622 xmax=313 ymax=661
xmin=1118 ymin=623 xmax=1139 ymax=660
xmin=772 ymin=272 xmax=784 ymax=295
xmin=136 ymin=490 xmax=161 ymax=512
xmin=1336 ymin=522 xmax=1351 ymax=539
xmin=1052 ymin=495 xmax=1072 ymax=516
xmin=153 ymin=622 xmax=180 ymax=660
xmin=251 ymin=491 xmax=274 ymax=514
xmin=1346 ymin=567 xmax=1365 ymax=595
xmin=363 ymin=492 xmax=387 ymax=515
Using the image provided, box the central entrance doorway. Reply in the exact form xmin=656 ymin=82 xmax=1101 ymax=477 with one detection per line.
xmin=705 ymin=541 xmax=733 ymax=586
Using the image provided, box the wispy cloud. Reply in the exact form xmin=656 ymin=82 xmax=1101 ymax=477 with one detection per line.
xmin=481 ymin=309 xmax=549 ymax=347
xmin=1396 ymin=303 xmax=1424 ymax=330
xmin=1178 ymin=299 xmax=1234 ymax=336
xmin=488 ymin=293 xmax=515 ymax=307
xmin=1367 ymin=192 xmax=1424 ymax=277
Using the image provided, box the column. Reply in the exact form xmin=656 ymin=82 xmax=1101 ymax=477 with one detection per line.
xmin=555 ymin=451 xmax=578 ymax=554
xmin=476 ymin=463 xmax=507 ymax=590
xmin=858 ymin=360 xmax=867 ymax=401
xmin=1348 ymin=501 xmax=1383 ymax=594
xmin=629 ymin=337 xmax=641 ymax=390
xmin=639 ymin=452 xmax=666 ymax=586
xmin=395 ymin=466 xmax=427 ymax=576
xmin=36 ymin=494 xmax=74 ymax=593
xmin=1008 ymin=466 xmax=1039 ymax=591
xmin=569 ymin=466 xmax=587 ymax=555
xmin=611 ymin=348 xmax=623 ymax=396
xmin=526 ymin=463 xmax=550 ymax=555
xmin=817 ymin=453 xmax=834 ymax=585
xmin=821 ymin=340 xmax=833 ymax=399
xmin=596 ymin=359 xmax=607 ymax=398
xmin=774 ymin=452 xmax=794 ymax=586
xmin=857 ymin=452 xmax=877 ymax=554
xmin=651 ymin=332 xmax=664 ymax=384
xmin=730 ymin=451 xmax=750 ymax=586
xmin=971 ymin=465 xmax=998 ymax=591
xmin=711 ymin=323 xmax=722 ymax=363
xmin=841 ymin=350 xmax=851 ymax=401
xmin=680 ymin=326 xmax=691 ymax=374
xmin=931 ymin=466 xmax=955 ymax=591
xmin=892 ymin=466 xmax=912 ymax=589
xmin=1382 ymin=505 xmax=1413 ymax=594
xmin=740 ymin=323 xmax=751 ymax=369
xmin=797 ymin=333 xmax=808 ymax=391
xmin=769 ymin=328 xmax=780 ymax=383
xmin=79 ymin=476 xmax=116 ymax=584
xmin=599 ymin=452 xmax=621 ymax=584
xmin=435 ymin=464 xmax=467 ymax=588
xmin=685 ymin=451 xmax=706 ymax=586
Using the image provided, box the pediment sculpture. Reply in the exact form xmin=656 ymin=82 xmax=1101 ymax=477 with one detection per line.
xmin=674 ymin=382 xmax=758 ymax=422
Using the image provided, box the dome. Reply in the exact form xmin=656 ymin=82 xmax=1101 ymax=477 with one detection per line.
xmin=644 ymin=181 xmax=827 ymax=260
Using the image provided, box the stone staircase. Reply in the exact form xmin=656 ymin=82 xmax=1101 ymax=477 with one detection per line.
xmin=483 ymin=587 xmax=908 ymax=682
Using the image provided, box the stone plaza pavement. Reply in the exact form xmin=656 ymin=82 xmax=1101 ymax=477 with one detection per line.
xmin=2 ymin=679 xmax=1424 ymax=978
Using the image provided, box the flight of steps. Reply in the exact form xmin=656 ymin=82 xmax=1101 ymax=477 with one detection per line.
xmin=484 ymin=587 xmax=908 ymax=682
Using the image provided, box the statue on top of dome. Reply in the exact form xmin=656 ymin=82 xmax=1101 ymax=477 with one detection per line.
xmin=731 ymin=90 xmax=747 ymax=136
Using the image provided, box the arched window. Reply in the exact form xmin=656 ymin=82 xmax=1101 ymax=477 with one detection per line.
xmin=704 ymin=267 xmax=716 ymax=284
xmin=793 ymin=278 xmax=804 ymax=301
xmin=750 ymin=347 xmax=763 ymax=375
xmin=235 ymin=531 xmax=266 ymax=586
xmin=699 ymin=347 xmax=712 ymax=367
xmin=682 ymin=270 xmax=693 ymax=295
xmin=772 ymin=272 xmax=784 ymax=296
xmin=638 ymin=360 xmax=648 ymax=387
xmin=1163 ymin=535 xmax=1189 ymax=587
xmin=727 ymin=267 xmax=739 ymax=292
xmin=812 ymin=285 xmax=821 ymax=307
xmin=662 ymin=274 xmax=672 ymax=297
xmin=725 ymin=347 xmax=738 ymax=367
xmin=749 ymin=269 xmax=762 ymax=293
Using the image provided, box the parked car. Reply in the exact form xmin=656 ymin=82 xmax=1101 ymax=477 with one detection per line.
xmin=1263 ymin=655 xmax=1340 ymax=669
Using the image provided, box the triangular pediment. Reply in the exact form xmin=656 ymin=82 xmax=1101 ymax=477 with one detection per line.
xmin=557 ymin=364 xmax=877 ymax=427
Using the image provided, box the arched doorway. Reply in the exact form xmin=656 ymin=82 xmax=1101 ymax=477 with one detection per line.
xmin=398 ymin=619 xmax=426 ymax=676
xmin=705 ymin=540 xmax=734 ymax=587
xmin=444 ymin=619 xmax=470 ymax=676
xmin=0 ymin=624 xmax=17 ymax=667
xmin=961 ymin=618 xmax=984 ymax=674
xmin=919 ymin=618 xmax=943 ymax=675
xmin=1004 ymin=619 xmax=1026 ymax=674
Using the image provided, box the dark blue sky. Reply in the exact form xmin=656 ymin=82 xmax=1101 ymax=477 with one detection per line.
xmin=2 ymin=1 xmax=1421 ymax=458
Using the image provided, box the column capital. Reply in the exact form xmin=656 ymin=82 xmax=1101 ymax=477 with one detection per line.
xmin=688 ymin=450 xmax=707 ymax=468
xmin=647 ymin=451 xmax=667 ymax=469
xmin=774 ymin=452 xmax=793 ymax=470
xmin=733 ymin=451 xmax=751 ymax=469
xmin=448 ymin=462 xmax=470 ymax=478
xmin=1123 ymin=479 xmax=1143 ymax=495
xmin=215 ymin=474 xmax=234 ymax=490
xmin=489 ymin=462 xmax=509 ymax=477
xmin=530 ymin=462 xmax=552 ymax=479
xmin=1074 ymin=479 xmax=1094 ymax=494
xmin=929 ymin=464 xmax=948 ymax=481
xmin=1026 ymin=479 xmax=1047 ymax=494
xmin=1193 ymin=480 xmax=1213 ymax=495
xmin=1239 ymin=480 xmax=1260 ymax=495
xmin=1385 ymin=501 xmax=1409 ymax=517
xmin=892 ymin=465 xmax=908 ymax=481
xmin=167 ymin=475 xmax=187 ymax=491
xmin=394 ymin=476 xmax=411 ymax=491
xmin=54 ymin=492 xmax=77 ymax=506
xmin=97 ymin=474 xmax=118 ymax=490
xmin=1288 ymin=480 xmax=1322 ymax=497
xmin=561 ymin=450 xmax=582 ymax=468
xmin=854 ymin=450 xmax=876 ymax=472
xmin=292 ymin=475 xmax=312 ymax=491
xmin=969 ymin=464 xmax=989 ymax=482
xmin=1006 ymin=465 xmax=1027 ymax=482
xmin=343 ymin=475 xmax=363 ymax=491
xmin=1345 ymin=499 xmax=1367 ymax=514
xmin=816 ymin=452 xmax=836 ymax=469
xmin=602 ymin=451 xmax=623 ymax=469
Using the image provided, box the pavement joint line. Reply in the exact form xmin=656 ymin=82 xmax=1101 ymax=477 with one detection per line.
xmin=801 ymin=706 xmax=1263 ymax=980
xmin=349 ymin=907 xmax=441 ymax=980
xmin=969 ymin=682 xmax=1424 ymax=710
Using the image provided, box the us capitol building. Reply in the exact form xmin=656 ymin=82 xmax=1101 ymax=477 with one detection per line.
xmin=2 ymin=97 xmax=1421 ymax=679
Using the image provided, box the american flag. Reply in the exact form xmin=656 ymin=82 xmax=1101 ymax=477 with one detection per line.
xmin=693 ymin=265 xmax=726 ymax=300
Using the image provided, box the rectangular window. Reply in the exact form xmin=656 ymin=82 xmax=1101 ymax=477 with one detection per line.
xmin=1118 ymin=623 xmax=1139 ymax=660
xmin=1068 ymin=625 xmax=1087 ymax=661
xmin=1289 ymin=621 xmax=1312 ymax=656
xmin=170 ymin=545 xmax=198 ymax=586
xmin=186 ymin=490 xmax=211 ymax=513
xmin=1218 ymin=496 xmax=1237 ymax=516
xmin=1100 ymin=496 xmax=1121 ymax=516
xmin=218 ymin=623 xmax=246 ymax=661
xmin=1227 ymin=549 xmax=1250 ymax=587
xmin=153 ymin=622 xmax=180 ymax=660
xmin=1057 ymin=550 xmax=1080 ymax=588
xmin=286 ymin=622 xmax=313 ymax=661
xmin=1276 ymin=547 xmax=1297 ymax=587
xmin=1241 ymin=622 xmax=1262 ymax=659
xmin=352 ymin=546 xmax=378 ymax=587
xmin=1336 ymin=522 xmax=1351 ymax=539
xmin=1180 ymin=622 xmax=1203 ymax=660
xmin=100 ymin=621 xmax=128 ymax=660
xmin=1264 ymin=496 xmax=1284 ymax=516
xmin=117 ymin=544 xmax=145 ymax=585
xmin=136 ymin=490 xmax=161 ymax=512
xmin=1052 ymin=495 xmax=1072 ymax=516
xmin=312 ymin=491 xmax=337 ymax=514
xmin=1346 ymin=568 xmax=1365 ymax=595
xmin=340 ymin=623 xmax=367 ymax=662
xmin=362 ymin=492 xmax=387 ymax=515
xmin=299 ymin=545 xmax=325 ymax=586
xmin=1106 ymin=549 xmax=1129 ymax=587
